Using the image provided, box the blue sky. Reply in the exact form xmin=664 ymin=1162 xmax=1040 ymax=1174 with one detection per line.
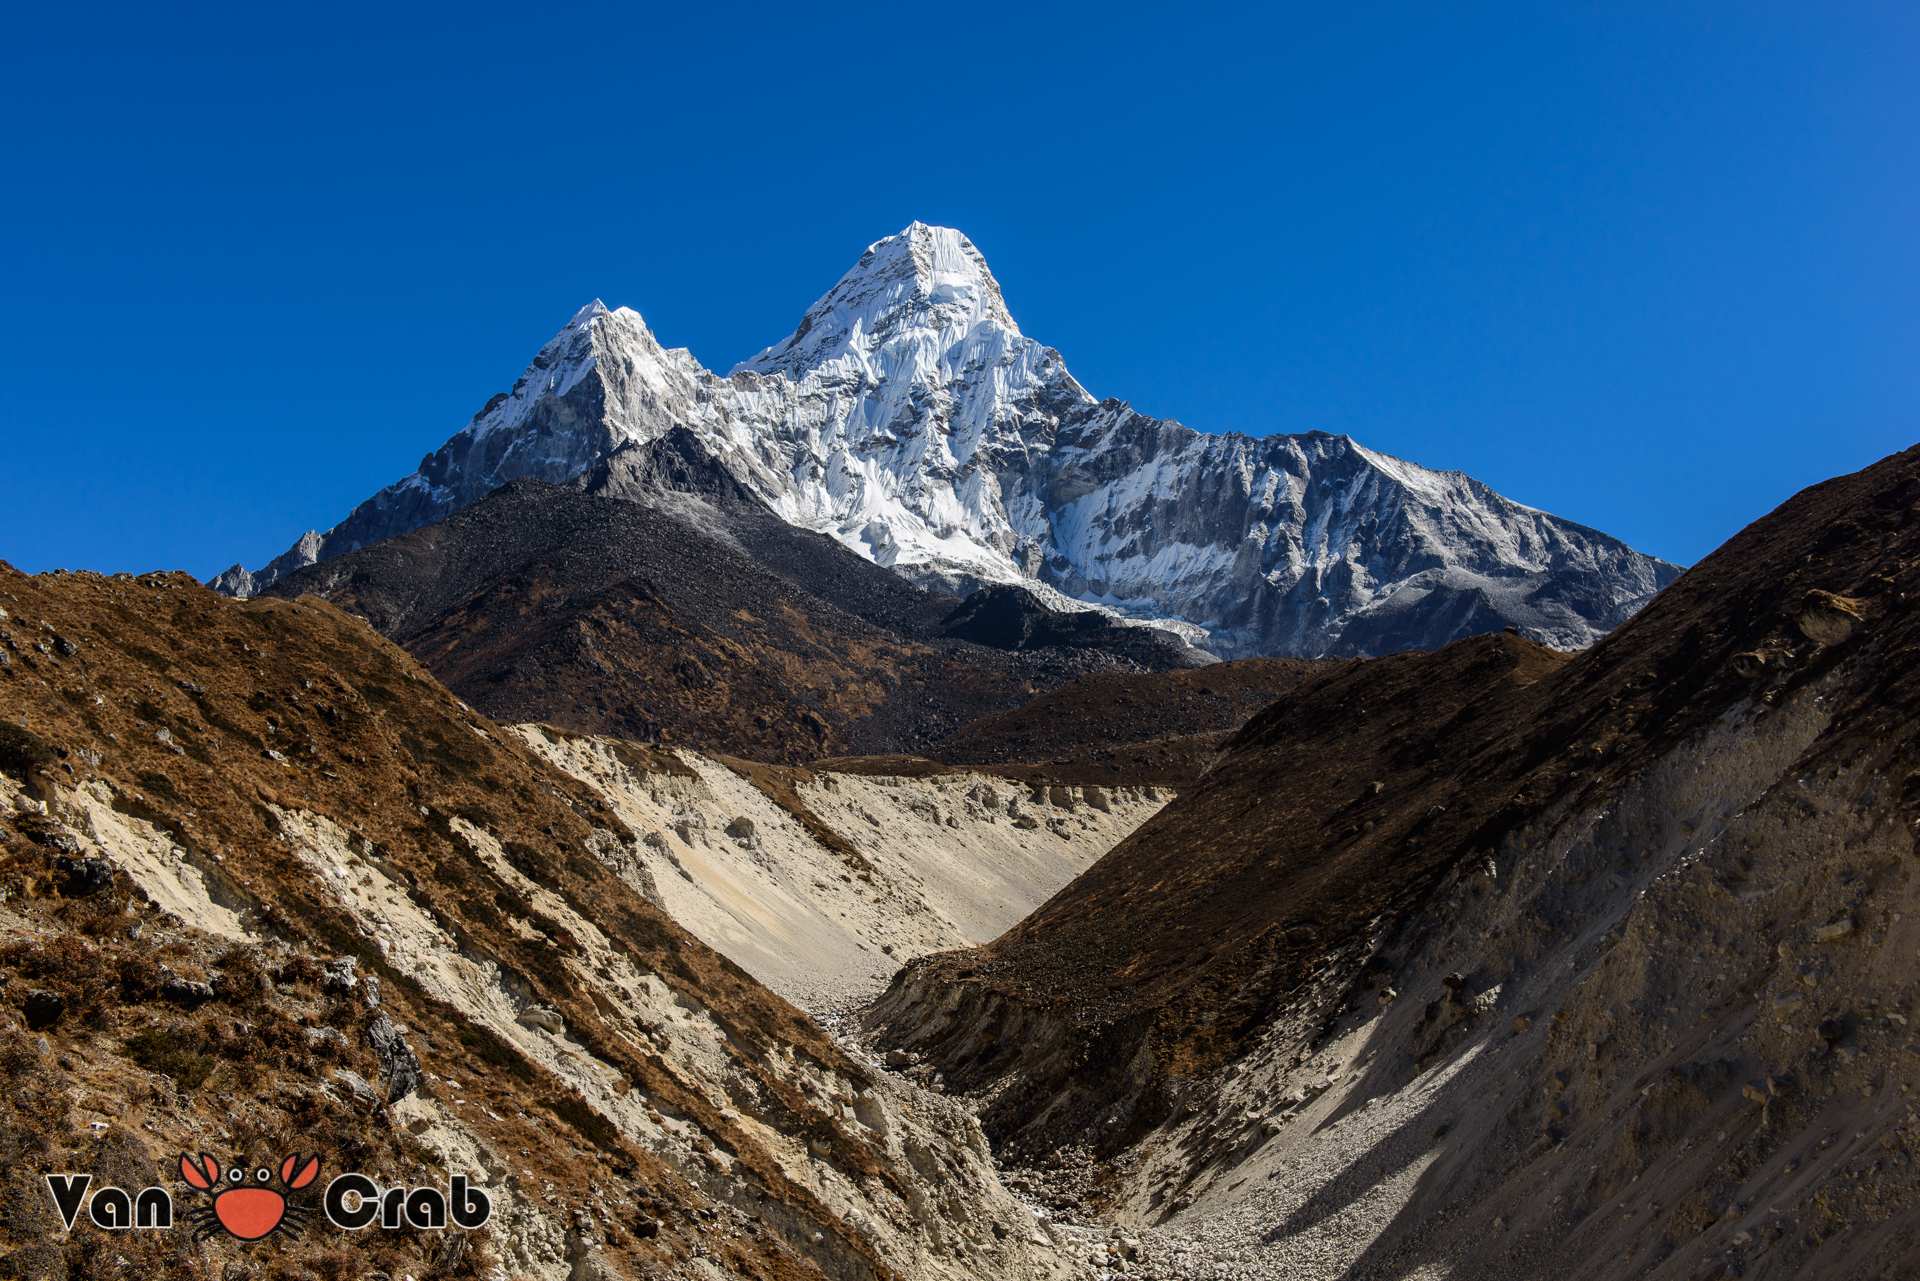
xmin=1 ymin=2 xmax=1914 ymax=576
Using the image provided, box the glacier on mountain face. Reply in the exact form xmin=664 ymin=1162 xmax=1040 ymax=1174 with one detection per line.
xmin=213 ymin=222 xmax=1680 ymax=658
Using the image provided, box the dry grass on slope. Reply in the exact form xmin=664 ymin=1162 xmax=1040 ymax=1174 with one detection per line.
xmin=0 ymin=568 xmax=908 ymax=1281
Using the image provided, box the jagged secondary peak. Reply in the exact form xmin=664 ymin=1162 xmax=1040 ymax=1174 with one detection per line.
xmin=734 ymin=222 xmax=1022 ymax=378
xmin=1038 ymin=407 xmax=1678 ymax=656
xmin=209 ymin=299 xmax=718 ymax=598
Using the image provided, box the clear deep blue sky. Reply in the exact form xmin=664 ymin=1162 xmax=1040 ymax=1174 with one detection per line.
xmin=2 ymin=2 xmax=1914 ymax=577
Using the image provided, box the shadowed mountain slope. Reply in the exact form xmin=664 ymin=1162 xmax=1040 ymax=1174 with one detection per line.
xmin=263 ymin=440 xmax=1203 ymax=764
xmin=867 ymin=445 xmax=1920 ymax=1280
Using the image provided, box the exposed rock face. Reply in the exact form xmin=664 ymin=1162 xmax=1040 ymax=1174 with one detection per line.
xmin=863 ymin=446 xmax=1920 ymax=1279
xmin=0 ymin=566 xmax=1081 ymax=1281
xmin=214 ymin=224 xmax=1679 ymax=658
xmin=1029 ymin=407 xmax=1680 ymax=655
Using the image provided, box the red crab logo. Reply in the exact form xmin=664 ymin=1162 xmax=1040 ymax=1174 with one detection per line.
xmin=178 ymin=1153 xmax=320 ymax=1242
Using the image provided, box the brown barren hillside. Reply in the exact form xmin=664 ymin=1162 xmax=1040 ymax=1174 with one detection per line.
xmin=927 ymin=632 xmax=1571 ymax=1039
xmin=0 ymin=569 xmax=1062 ymax=1281
xmin=869 ymin=445 xmax=1920 ymax=1280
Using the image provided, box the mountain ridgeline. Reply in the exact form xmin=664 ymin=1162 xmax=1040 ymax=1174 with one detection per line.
xmin=215 ymin=223 xmax=1679 ymax=660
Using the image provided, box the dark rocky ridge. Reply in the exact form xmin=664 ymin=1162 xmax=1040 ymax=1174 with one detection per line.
xmin=263 ymin=434 xmax=1204 ymax=764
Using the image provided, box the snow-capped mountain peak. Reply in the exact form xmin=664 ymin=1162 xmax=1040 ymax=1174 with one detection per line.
xmin=567 ymin=298 xmax=612 ymax=327
xmin=214 ymin=223 xmax=1680 ymax=658
xmin=735 ymin=223 xmax=1020 ymax=379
